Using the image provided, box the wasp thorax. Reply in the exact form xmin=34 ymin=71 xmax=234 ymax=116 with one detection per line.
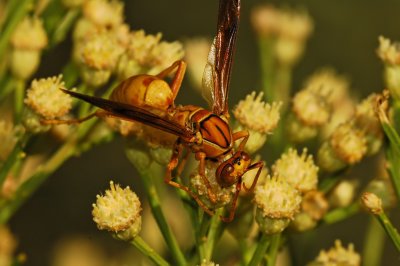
xmin=216 ymin=152 xmax=251 ymax=187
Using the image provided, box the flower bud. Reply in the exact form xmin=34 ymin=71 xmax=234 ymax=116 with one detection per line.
xmin=360 ymin=192 xmax=383 ymax=215
xmin=92 ymin=181 xmax=142 ymax=241
xmin=329 ymin=180 xmax=357 ymax=208
xmin=286 ymin=113 xmax=318 ymax=143
xmin=292 ymin=89 xmax=330 ymax=127
xmin=377 ymin=36 xmax=400 ymax=100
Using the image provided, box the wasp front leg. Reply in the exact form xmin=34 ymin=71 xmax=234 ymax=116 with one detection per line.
xmin=220 ymin=178 xmax=242 ymax=223
xmin=164 ymin=140 xmax=215 ymax=216
xmin=242 ymin=161 xmax=264 ymax=192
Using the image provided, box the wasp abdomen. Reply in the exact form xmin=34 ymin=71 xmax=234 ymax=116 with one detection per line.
xmin=110 ymin=75 xmax=173 ymax=109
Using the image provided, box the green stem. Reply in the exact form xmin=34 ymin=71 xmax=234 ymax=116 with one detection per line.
xmin=136 ymin=166 xmax=187 ymax=266
xmin=248 ymin=234 xmax=270 ymax=266
xmin=375 ymin=212 xmax=400 ymax=251
xmin=0 ymin=140 xmax=76 ymax=223
xmin=266 ymin=233 xmax=281 ymax=266
xmin=0 ymin=76 xmax=14 ymax=101
xmin=0 ymin=135 xmax=29 ymax=189
xmin=274 ymin=65 xmax=291 ymax=112
xmin=259 ymin=37 xmax=276 ymax=101
xmin=363 ymin=217 xmax=385 ymax=266
xmin=50 ymin=8 xmax=80 ymax=47
xmin=204 ymin=208 xmax=222 ymax=261
xmin=131 ymin=236 xmax=170 ymax=266
xmin=0 ymin=0 xmax=33 ymax=62
xmin=386 ymin=146 xmax=400 ymax=201
xmin=13 ymin=78 xmax=25 ymax=124
xmin=323 ymin=202 xmax=359 ymax=224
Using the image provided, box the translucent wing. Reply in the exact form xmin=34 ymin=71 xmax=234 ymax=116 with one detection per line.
xmin=204 ymin=0 xmax=240 ymax=117
xmin=62 ymin=89 xmax=195 ymax=140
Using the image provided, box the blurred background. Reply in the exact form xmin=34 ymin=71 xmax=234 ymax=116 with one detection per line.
xmin=8 ymin=0 xmax=400 ymax=265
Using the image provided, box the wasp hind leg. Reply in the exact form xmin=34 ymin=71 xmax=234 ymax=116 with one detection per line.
xmin=41 ymin=110 xmax=109 ymax=125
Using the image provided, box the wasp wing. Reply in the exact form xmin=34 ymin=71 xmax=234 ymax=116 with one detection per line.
xmin=62 ymin=89 xmax=195 ymax=140
xmin=210 ymin=0 xmax=240 ymax=116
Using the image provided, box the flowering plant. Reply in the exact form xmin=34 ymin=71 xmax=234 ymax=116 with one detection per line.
xmin=0 ymin=1 xmax=399 ymax=265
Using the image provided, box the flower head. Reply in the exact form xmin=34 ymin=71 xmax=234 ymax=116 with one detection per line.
xmin=148 ymin=40 xmax=185 ymax=75
xmin=10 ymin=16 xmax=48 ymax=50
xmin=25 ymin=75 xmax=72 ymax=119
xmin=92 ymin=181 xmax=142 ymax=240
xmin=303 ymin=68 xmax=350 ymax=107
xmin=250 ymin=5 xmax=281 ymax=37
xmin=307 ymin=240 xmax=361 ymax=266
xmin=330 ymin=122 xmax=367 ymax=164
xmin=234 ymin=91 xmax=282 ymax=134
xmin=329 ymin=180 xmax=357 ymax=208
xmin=292 ymin=89 xmax=330 ymax=127
xmin=254 ymin=175 xmax=302 ymax=234
xmin=254 ymin=175 xmax=301 ymax=219
xmin=78 ymin=31 xmax=124 ymax=70
xmin=377 ymin=36 xmax=400 ymax=65
xmin=83 ymin=0 xmax=124 ymax=28
xmin=272 ymin=148 xmax=318 ymax=193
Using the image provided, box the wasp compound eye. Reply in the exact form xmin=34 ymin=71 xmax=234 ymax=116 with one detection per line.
xmin=241 ymin=152 xmax=250 ymax=161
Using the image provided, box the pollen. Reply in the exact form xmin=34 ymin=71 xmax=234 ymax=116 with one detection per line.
xmin=272 ymin=148 xmax=318 ymax=193
xmin=24 ymin=75 xmax=72 ymax=119
xmin=92 ymin=181 xmax=142 ymax=240
xmin=233 ymin=91 xmax=282 ymax=134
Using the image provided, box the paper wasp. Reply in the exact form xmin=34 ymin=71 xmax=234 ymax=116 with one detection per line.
xmin=44 ymin=0 xmax=263 ymax=222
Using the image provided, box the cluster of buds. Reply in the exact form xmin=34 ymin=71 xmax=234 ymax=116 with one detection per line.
xmin=287 ymin=68 xmax=351 ymax=143
xmin=92 ymin=181 xmax=142 ymax=241
xmin=251 ymin=5 xmax=313 ymax=67
xmin=307 ymin=240 xmax=361 ymax=266
xmin=9 ymin=16 xmax=48 ymax=80
xmin=233 ymin=91 xmax=282 ymax=154
xmin=73 ymin=0 xmax=184 ymax=88
xmin=377 ymin=36 xmax=400 ymax=101
xmin=317 ymin=91 xmax=383 ymax=173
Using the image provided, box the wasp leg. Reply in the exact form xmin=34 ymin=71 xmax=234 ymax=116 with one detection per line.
xmin=232 ymin=130 xmax=249 ymax=151
xmin=156 ymin=60 xmax=187 ymax=103
xmin=41 ymin=110 xmax=109 ymax=125
xmin=242 ymin=161 xmax=264 ymax=192
xmin=196 ymin=152 xmax=218 ymax=204
xmin=220 ymin=178 xmax=242 ymax=223
xmin=164 ymin=141 xmax=215 ymax=216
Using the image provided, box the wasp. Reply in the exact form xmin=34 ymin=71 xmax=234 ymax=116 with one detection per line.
xmin=44 ymin=0 xmax=263 ymax=222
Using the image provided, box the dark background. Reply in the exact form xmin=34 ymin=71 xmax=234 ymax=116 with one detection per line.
xmin=9 ymin=0 xmax=400 ymax=265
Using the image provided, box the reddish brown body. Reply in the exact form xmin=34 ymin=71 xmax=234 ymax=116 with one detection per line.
xmin=45 ymin=0 xmax=264 ymax=222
